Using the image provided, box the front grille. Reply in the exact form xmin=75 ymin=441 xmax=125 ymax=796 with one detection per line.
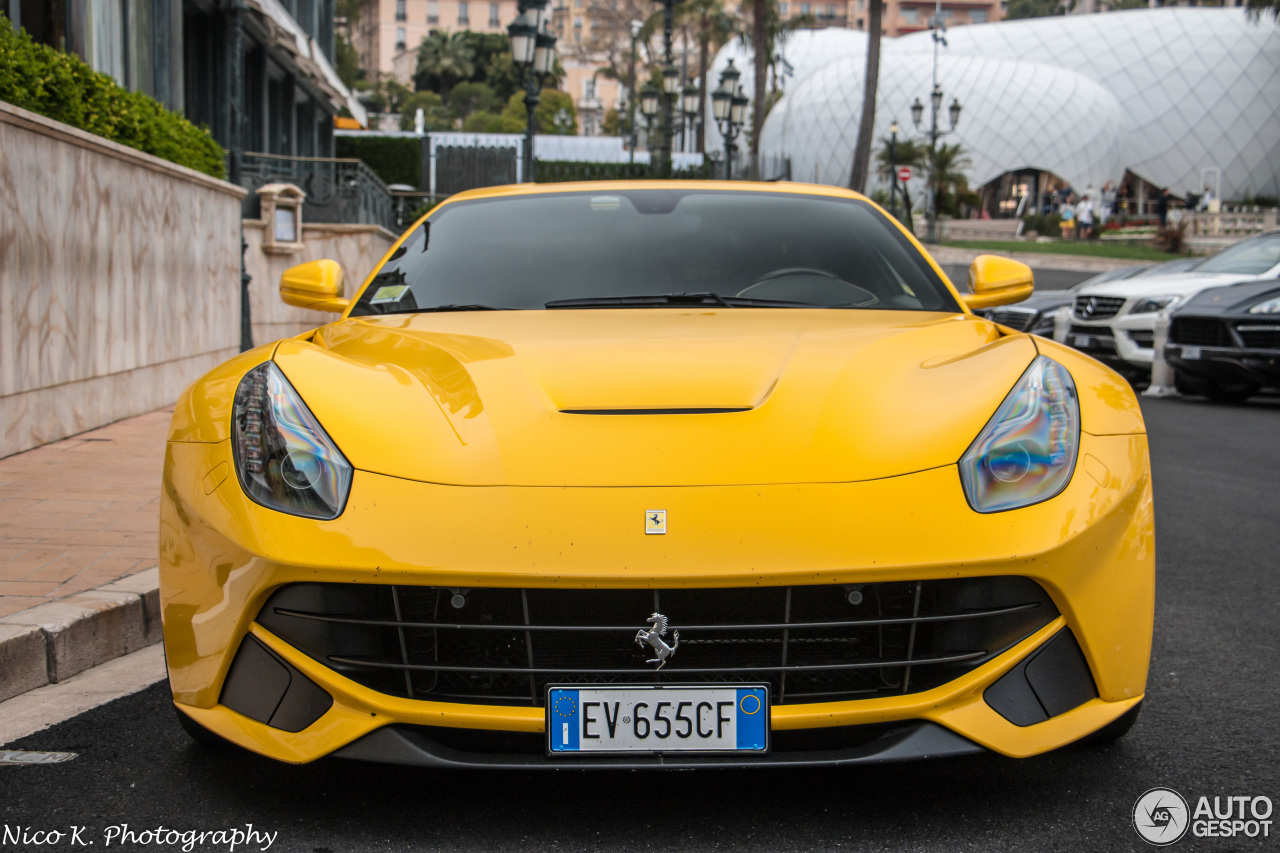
xmin=1074 ymin=295 xmax=1126 ymax=321
xmin=1128 ymin=330 xmax=1154 ymax=349
xmin=988 ymin=308 xmax=1038 ymax=332
xmin=1170 ymin=317 xmax=1233 ymax=347
xmin=1235 ymin=324 xmax=1280 ymax=350
xmin=258 ymin=579 xmax=1057 ymax=707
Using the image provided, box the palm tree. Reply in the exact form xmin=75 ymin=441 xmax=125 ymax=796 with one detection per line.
xmin=416 ymin=31 xmax=476 ymax=102
xmin=744 ymin=2 xmax=812 ymax=175
xmin=847 ymin=0 xmax=883 ymax=192
xmin=677 ymin=0 xmax=737 ymax=152
xmin=929 ymin=141 xmax=973 ymax=217
xmin=876 ymin=135 xmax=926 ymax=230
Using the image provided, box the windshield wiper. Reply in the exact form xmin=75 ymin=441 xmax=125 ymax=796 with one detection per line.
xmin=545 ymin=292 xmax=823 ymax=309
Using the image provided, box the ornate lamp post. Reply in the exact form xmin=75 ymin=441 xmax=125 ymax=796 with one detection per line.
xmin=680 ymin=83 xmax=700 ymax=158
xmin=508 ymin=0 xmax=557 ymax=182
xmin=910 ymin=88 xmax=962 ymax=243
xmin=639 ymin=81 xmax=661 ymax=158
xmin=650 ymin=0 xmax=680 ymax=178
xmin=887 ymin=120 xmax=899 ymax=220
xmin=711 ymin=60 xmax=747 ymax=181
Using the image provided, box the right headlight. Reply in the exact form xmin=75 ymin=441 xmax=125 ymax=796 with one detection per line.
xmin=959 ymin=356 xmax=1080 ymax=514
xmin=231 ymin=362 xmax=353 ymax=520
xmin=1248 ymin=296 xmax=1280 ymax=315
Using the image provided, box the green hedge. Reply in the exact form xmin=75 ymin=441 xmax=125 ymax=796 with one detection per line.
xmin=335 ymin=135 xmax=421 ymax=188
xmin=0 ymin=15 xmax=225 ymax=178
xmin=535 ymin=160 xmax=714 ymax=183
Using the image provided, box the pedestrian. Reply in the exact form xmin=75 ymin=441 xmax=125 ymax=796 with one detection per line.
xmin=1101 ymin=181 xmax=1116 ymax=225
xmin=1077 ymin=193 xmax=1095 ymax=239
xmin=1156 ymin=188 xmax=1170 ymax=227
xmin=1198 ymin=184 xmax=1214 ymax=212
xmin=1059 ymin=197 xmax=1075 ymax=240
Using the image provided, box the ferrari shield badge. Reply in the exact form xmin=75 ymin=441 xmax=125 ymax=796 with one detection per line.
xmin=645 ymin=509 xmax=666 ymax=535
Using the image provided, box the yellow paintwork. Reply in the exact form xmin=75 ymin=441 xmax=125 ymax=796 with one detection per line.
xmin=962 ymin=255 xmax=1036 ymax=310
xmin=279 ymin=259 xmax=349 ymax=313
xmin=161 ymin=181 xmax=1154 ymax=764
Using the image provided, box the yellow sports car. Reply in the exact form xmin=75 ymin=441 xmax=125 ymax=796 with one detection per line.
xmin=161 ymin=181 xmax=1153 ymax=767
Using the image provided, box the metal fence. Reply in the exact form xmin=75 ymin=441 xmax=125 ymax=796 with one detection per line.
xmin=240 ymin=153 xmax=397 ymax=232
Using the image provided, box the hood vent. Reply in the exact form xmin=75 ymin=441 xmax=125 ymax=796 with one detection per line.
xmin=559 ymin=407 xmax=752 ymax=415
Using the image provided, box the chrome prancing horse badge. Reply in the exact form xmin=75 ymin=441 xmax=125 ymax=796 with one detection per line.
xmin=635 ymin=612 xmax=679 ymax=669
xmin=645 ymin=509 xmax=666 ymax=534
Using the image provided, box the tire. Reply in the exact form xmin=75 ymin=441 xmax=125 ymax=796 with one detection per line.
xmin=1082 ymin=701 xmax=1142 ymax=745
xmin=174 ymin=706 xmax=232 ymax=748
xmin=1203 ymin=381 xmax=1259 ymax=404
xmin=1173 ymin=371 xmax=1205 ymax=396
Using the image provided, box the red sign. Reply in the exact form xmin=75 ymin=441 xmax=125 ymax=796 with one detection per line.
xmin=896 ymin=166 xmax=913 ymax=183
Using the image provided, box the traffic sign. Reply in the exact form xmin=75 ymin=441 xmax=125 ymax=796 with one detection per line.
xmin=896 ymin=166 xmax=913 ymax=183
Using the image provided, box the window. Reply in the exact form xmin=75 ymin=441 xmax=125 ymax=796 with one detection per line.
xmin=857 ymin=0 xmax=864 ymax=9
xmin=780 ymin=2 xmax=789 ymax=13
xmin=428 ymin=0 xmax=439 ymax=22
xmin=800 ymin=2 xmax=810 ymax=14
xmin=396 ymin=0 xmax=406 ymax=20
xmin=349 ymin=192 xmax=961 ymax=316
xmin=938 ymin=7 xmax=953 ymax=17
xmin=970 ymin=8 xmax=987 ymax=20
xmin=573 ymin=16 xmax=582 ymax=40
xmin=458 ymin=1 xmax=469 ymax=22
xmin=395 ymin=26 xmax=406 ymax=50
xmin=856 ymin=16 xmax=864 ymax=27
xmin=583 ymin=78 xmax=596 ymax=99
xmin=489 ymin=2 xmax=500 ymax=24
xmin=901 ymin=6 xmax=917 ymax=21
xmin=826 ymin=4 xmax=835 ymax=15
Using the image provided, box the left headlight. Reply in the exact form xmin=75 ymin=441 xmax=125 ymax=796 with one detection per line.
xmin=1129 ymin=295 xmax=1181 ymax=315
xmin=232 ymin=362 xmax=353 ymax=520
xmin=959 ymin=356 xmax=1080 ymax=514
xmin=1248 ymin=296 xmax=1280 ymax=315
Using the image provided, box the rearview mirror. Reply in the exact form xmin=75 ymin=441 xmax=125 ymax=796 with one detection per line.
xmin=280 ymin=259 xmax=350 ymax=313
xmin=962 ymin=255 xmax=1034 ymax=311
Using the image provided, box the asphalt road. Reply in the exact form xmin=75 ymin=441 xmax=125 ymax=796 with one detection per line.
xmin=4 ymin=396 xmax=1278 ymax=852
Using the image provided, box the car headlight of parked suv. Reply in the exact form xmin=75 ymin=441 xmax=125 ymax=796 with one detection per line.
xmin=1248 ymin=296 xmax=1280 ymax=315
xmin=1130 ymin=295 xmax=1182 ymax=315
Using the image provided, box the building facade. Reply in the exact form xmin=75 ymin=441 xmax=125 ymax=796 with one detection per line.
xmin=355 ymin=0 xmax=522 ymax=85
xmin=775 ymin=0 xmax=1003 ymax=35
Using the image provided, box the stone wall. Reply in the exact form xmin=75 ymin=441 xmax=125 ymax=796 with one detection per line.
xmin=0 ymin=102 xmax=247 ymax=458
xmin=243 ymin=221 xmax=396 ymax=344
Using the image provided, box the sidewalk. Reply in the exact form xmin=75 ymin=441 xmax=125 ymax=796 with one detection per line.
xmin=0 ymin=409 xmax=171 ymax=704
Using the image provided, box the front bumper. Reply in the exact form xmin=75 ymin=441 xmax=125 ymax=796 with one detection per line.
xmin=161 ymin=431 xmax=1154 ymax=764
xmin=1069 ymin=313 xmax=1158 ymax=372
xmin=1166 ymin=344 xmax=1280 ymax=388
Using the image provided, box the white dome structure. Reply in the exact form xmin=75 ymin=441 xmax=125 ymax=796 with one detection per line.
xmin=709 ymin=8 xmax=1280 ymax=201
xmin=759 ymin=52 xmax=1127 ymax=195
xmin=894 ymin=8 xmax=1280 ymax=200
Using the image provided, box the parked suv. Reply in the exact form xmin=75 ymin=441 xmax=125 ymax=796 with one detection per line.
xmin=1066 ymin=231 xmax=1280 ymax=379
xmin=1165 ymin=278 xmax=1280 ymax=402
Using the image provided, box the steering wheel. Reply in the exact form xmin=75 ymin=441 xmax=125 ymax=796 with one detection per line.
xmin=736 ymin=268 xmax=878 ymax=307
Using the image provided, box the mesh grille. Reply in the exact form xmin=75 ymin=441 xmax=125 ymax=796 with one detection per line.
xmin=1170 ymin=317 xmax=1233 ymax=347
xmin=258 ymin=578 xmax=1057 ymax=707
xmin=988 ymin=309 xmax=1038 ymax=331
xmin=1235 ymin=324 xmax=1280 ymax=349
xmin=1074 ymin=295 xmax=1126 ymax=320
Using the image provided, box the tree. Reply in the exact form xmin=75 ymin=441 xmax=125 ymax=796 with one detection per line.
xmin=500 ymin=89 xmax=579 ymax=134
xmin=415 ymin=31 xmax=476 ymax=101
xmin=677 ymin=0 xmax=737 ymax=152
xmin=602 ymin=107 xmax=621 ymax=136
xmin=398 ymin=91 xmax=453 ymax=131
xmin=742 ymin=2 xmax=812 ymax=174
xmin=929 ymin=141 xmax=973 ymax=217
xmin=847 ymin=0 xmax=882 ymax=192
xmin=334 ymin=32 xmax=362 ymax=89
xmin=448 ymin=81 xmax=500 ymax=121
xmin=361 ymin=75 xmax=414 ymax=113
xmin=1245 ymin=0 xmax=1280 ymax=20
xmin=876 ymin=136 xmax=926 ymax=229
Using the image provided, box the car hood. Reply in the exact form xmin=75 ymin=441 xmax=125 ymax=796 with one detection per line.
xmin=272 ymin=310 xmax=1037 ymax=487
xmin=1076 ymin=272 xmax=1258 ymax=299
xmin=1178 ymin=278 xmax=1280 ymax=314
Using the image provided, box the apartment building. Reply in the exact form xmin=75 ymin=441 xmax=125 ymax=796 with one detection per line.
xmin=355 ymin=0 xmax=521 ymax=84
xmin=777 ymin=0 xmax=1003 ymax=35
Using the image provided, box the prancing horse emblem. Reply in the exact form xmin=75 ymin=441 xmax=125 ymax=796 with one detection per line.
xmin=635 ymin=612 xmax=679 ymax=669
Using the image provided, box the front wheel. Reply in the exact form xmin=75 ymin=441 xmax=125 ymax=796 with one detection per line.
xmin=1203 ymin=381 xmax=1260 ymax=404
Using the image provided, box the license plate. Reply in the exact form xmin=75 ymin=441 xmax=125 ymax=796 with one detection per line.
xmin=546 ymin=685 xmax=769 ymax=755
xmin=1181 ymin=345 xmax=1201 ymax=360
xmin=1073 ymin=335 xmax=1091 ymax=348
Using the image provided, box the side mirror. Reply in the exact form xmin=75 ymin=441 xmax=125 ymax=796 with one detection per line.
xmin=962 ymin=254 xmax=1034 ymax=311
xmin=280 ymin=259 xmax=350 ymax=313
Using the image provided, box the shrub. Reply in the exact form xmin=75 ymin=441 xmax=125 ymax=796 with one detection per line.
xmin=0 ymin=14 xmax=225 ymax=178
xmin=335 ymin=135 xmax=421 ymax=188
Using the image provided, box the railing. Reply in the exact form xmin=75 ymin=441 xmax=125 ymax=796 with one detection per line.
xmin=1182 ymin=208 xmax=1279 ymax=238
xmin=240 ymin=152 xmax=396 ymax=233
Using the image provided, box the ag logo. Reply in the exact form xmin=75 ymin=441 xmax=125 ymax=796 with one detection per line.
xmin=1134 ymin=787 xmax=1190 ymax=846
xmin=645 ymin=509 xmax=666 ymax=535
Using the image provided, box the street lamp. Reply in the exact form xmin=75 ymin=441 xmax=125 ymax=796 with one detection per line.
xmin=681 ymin=83 xmax=700 ymax=156
xmin=639 ymin=82 xmax=660 ymax=123
xmin=627 ymin=19 xmax=643 ymax=164
xmin=508 ymin=0 xmax=557 ymax=182
xmin=907 ymin=85 xmax=961 ymax=243
xmin=650 ymin=0 xmax=680 ymax=177
xmin=711 ymin=60 xmax=746 ymax=181
xmin=887 ymin=120 xmax=900 ymax=220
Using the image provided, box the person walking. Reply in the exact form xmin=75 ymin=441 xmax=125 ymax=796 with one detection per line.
xmin=1198 ymin=184 xmax=1214 ymax=212
xmin=1156 ymin=188 xmax=1171 ymax=227
xmin=1077 ymin=193 xmax=1095 ymax=239
xmin=1101 ymin=181 xmax=1116 ymax=226
xmin=1059 ymin=196 xmax=1076 ymax=240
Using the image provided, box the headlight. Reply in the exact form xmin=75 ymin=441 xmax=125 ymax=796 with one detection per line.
xmin=1129 ymin=295 xmax=1181 ymax=315
xmin=959 ymin=356 xmax=1079 ymax=513
xmin=232 ymin=362 xmax=353 ymax=520
xmin=1248 ymin=296 xmax=1280 ymax=315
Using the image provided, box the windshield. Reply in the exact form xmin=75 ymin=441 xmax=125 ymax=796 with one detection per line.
xmin=1192 ymin=232 xmax=1280 ymax=275
xmin=349 ymin=190 xmax=960 ymax=315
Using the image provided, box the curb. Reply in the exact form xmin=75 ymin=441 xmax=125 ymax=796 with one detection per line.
xmin=0 ymin=568 xmax=162 ymax=704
